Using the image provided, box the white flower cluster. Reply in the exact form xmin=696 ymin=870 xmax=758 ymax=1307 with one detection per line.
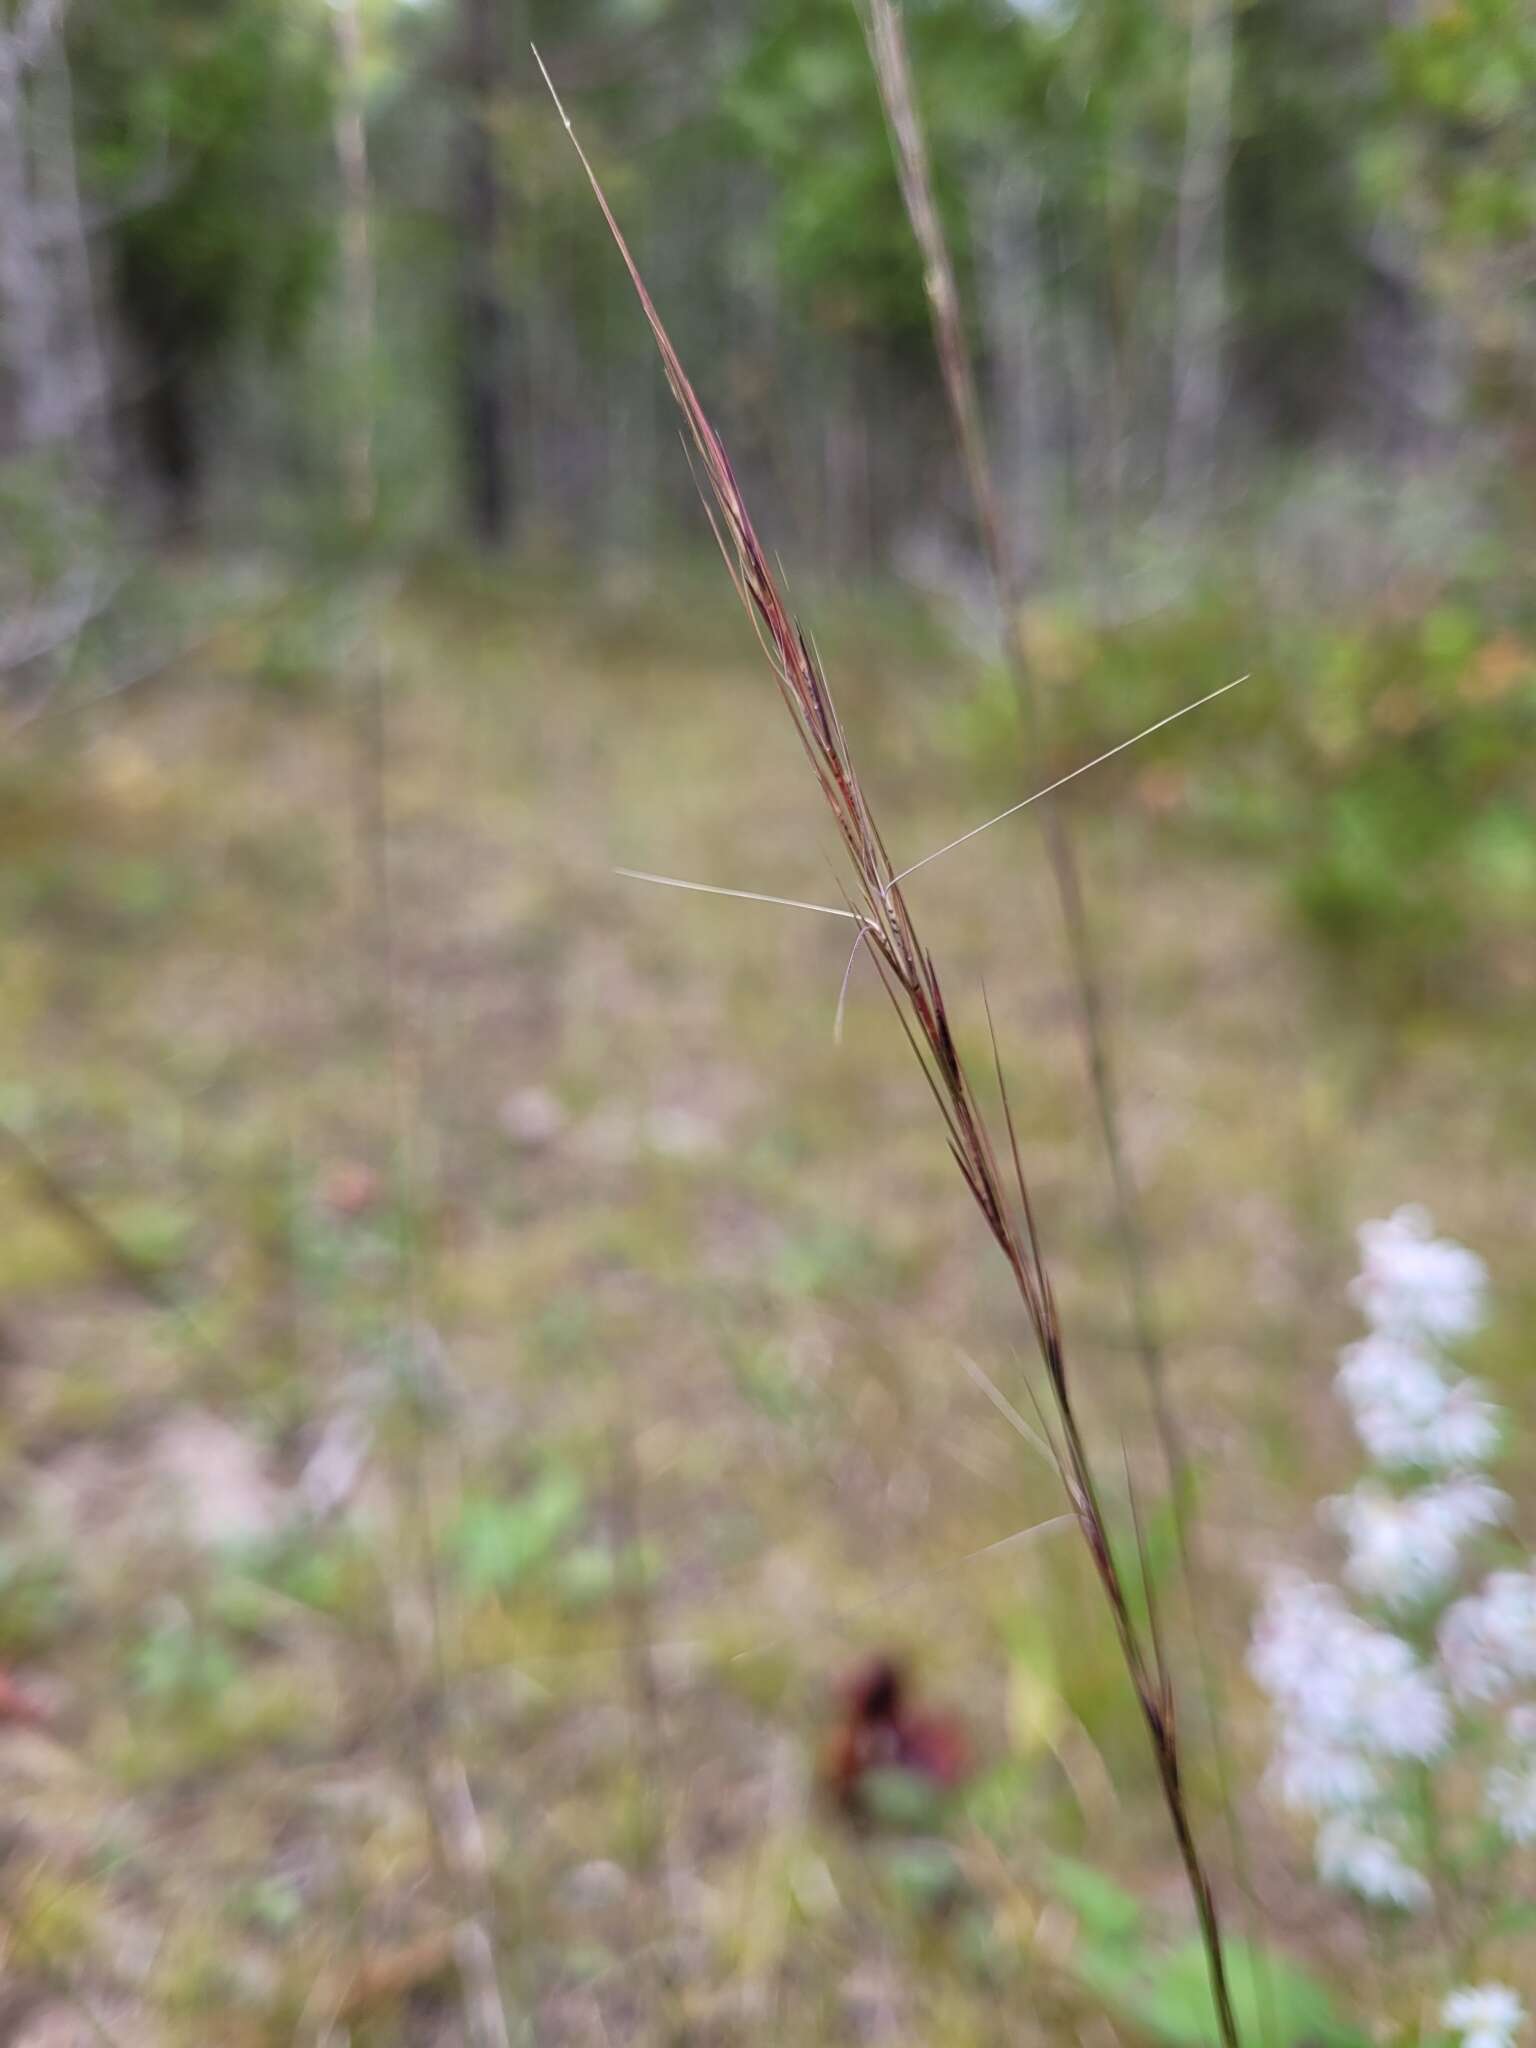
xmin=1330 ymin=1207 xmax=1505 ymax=1617
xmin=1444 ymin=1985 xmax=1527 ymax=2048
xmin=1315 ymin=1812 xmax=1432 ymax=1912
xmin=1325 ymin=1476 xmax=1509 ymax=1611
xmin=1336 ymin=1208 xmax=1497 ymax=1488
xmin=1336 ymin=1333 xmax=1501 ymax=1473
xmin=1251 ymin=1575 xmax=1449 ymax=1776
xmin=1249 ymin=1206 xmax=1536 ymax=1916
xmin=1250 ymin=1570 xmax=1447 ymax=1906
xmin=1440 ymin=1573 xmax=1536 ymax=1704
xmin=1349 ymin=1205 xmax=1489 ymax=1345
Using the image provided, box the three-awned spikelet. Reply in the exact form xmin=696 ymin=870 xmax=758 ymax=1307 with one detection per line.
xmin=532 ymin=50 xmax=1063 ymax=1381
xmin=541 ymin=57 xmax=1236 ymax=2044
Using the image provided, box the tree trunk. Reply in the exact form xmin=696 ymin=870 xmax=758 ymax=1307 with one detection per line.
xmin=141 ymin=361 xmax=200 ymax=531
xmin=332 ymin=0 xmax=376 ymax=532
xmin=456 ymin=0 xmax=511 ymax=547
xmin=0 ymin=5 xmax=66 ymax=452
xmin=973 ymin=168 xmax=1047 ymax=583
xmin=1165 ymin=0 xmax=1233 ymax=507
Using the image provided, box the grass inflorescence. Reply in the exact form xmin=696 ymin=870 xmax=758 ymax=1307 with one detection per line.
xmin=538 ymin=46 xmax=1242 ymax=2047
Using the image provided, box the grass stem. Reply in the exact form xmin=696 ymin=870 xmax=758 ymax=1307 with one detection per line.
xmin=539 ymin=48 xmax=1243 ymax=2048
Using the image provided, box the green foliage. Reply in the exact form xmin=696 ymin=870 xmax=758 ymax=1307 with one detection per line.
xmin=1048 ymin=1858 xmax=1367 ymax=2048
xmin=249 ymin=597 xmax=347 ymax=704
xmin=76 ymin=0 xmax=333 ymax=355
xmin=70 ymin=0 xmax=333 ymax=506
xmin=1048 ymin=1853 xmax=1145 ymax=1943
xmin=1136 ymin=1939 xmax=1365 ymax=2048
xmin=1384 ymin=0 xmax=1536 ymax=410
xmin=962 ymin=1755 xmax=1040 ymax=1844
xmin=769 ymin=1217 xmax=885 ymax=1301
xmin=879 ymin=1835 xmax=965 ymax=1912
xmin=727 ymin=0 xmax=930 ymax=341
xmin=219 ymin=1529 xmax=368 ymax=1623
xmin=447 ymin=1465 xmax=586 ymax=1597
xmin=1281 ymin=599 xmax=1536 ymax=996
xmin=728 ymin=0 xmax=1186 ymax=352
xmin=1228 ymin=0 xmax=1379 ymax=436
xmin=951 ymin=558 xmax=1536 ymax=1007
xmin=859 ymin=1764 xmax=954 ymax=1834
xmin=110 ymin=1195 xmax=194 ymax=1271
xmin=226 ymin=1875 xmax=305 ymax=1938
xmin=130 ymin=1607 xmax=240 ymax=1708
xmin=116 ymin=1603 xmax=311 ymax=1787
xmin=726 ymin=1338 xmax=818 ymax=1426
xmin=555 ymin=1538 xmax=660 ymax=1611
xmin=0 ymin=1544 xmax=76 ymax=1659
xmin=1391 ymin=0 xmax=1536 ymax=247
xmin=996 ymin=1564 xmax=1143 ymax=1790
xmin=0 ymin=458 xmax=121 ymax=619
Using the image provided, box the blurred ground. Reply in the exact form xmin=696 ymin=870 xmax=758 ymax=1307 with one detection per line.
xmin=0 ymin=556 xmax=1532 ymax=2044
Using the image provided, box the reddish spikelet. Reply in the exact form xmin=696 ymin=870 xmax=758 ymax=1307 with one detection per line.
xmin=537 ymin=51 xmax=1069 ymax=1484
xmin=540 ymin=53 xmax=1238 ymax=2045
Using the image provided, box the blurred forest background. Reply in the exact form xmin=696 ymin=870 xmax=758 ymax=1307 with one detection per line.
xmin=2 ymin=0 xmax=1536 ymax=2043
xmin=4 ymin=0 xmax=1533 ymax=573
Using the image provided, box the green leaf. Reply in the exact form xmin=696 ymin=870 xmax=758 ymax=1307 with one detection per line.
xmin=448 ymin=1468 xmax=585 ymax=1597
xmin=131 ymin=1615 xmax=239 ymax=1707
xmin=860 ymin=1766 xmax=950 ymax=1832
xmin=962 ymin=1758 xmax=1037 ymax=1842
xmin=555 ymin=1540 xmax=661 ymax=1610
xmin=1145 ymin=1939 xmax=1366 ymax=2048
xmin=1048 ymin=1857 xmax=1366 ymax=2048
xmin=1046 ymin=1854 xmax=1143 ymax=1947
xmin=881 ymin=1838 xmax=964 ymax=1910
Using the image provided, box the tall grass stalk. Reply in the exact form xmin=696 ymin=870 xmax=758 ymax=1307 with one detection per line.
xmin=859 ymin=6 xmax=1268 ymax=2035
xmin=861 ymin=0 xmax=1182 ymax=1505
xmin=329 ymin=17 xmax=511 ymax=2039
xmin=537 ymin=53 xmax=1241 ymax=2048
